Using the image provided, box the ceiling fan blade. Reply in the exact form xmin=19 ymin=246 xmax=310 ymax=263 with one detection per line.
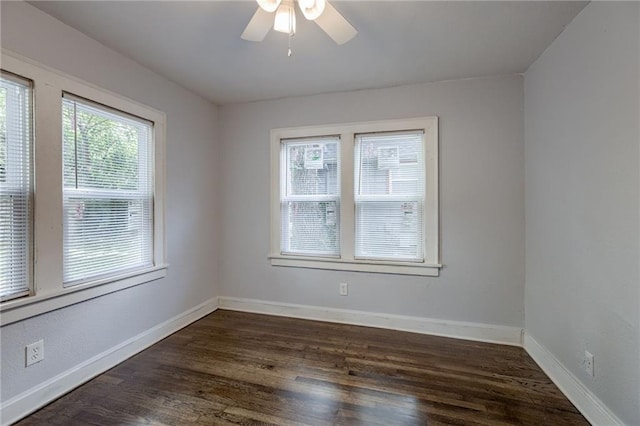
xmin=314 ymin=1 xmax=357 ymax=45
xmin=241 ymin=7 xmax=273 ymax=42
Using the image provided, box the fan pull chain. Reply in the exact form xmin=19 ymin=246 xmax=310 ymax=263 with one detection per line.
xmin=288 ymin=3 xmax=294 ymax=57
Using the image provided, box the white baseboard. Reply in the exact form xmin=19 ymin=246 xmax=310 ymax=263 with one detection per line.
xmin=217 ymin=296 xmax=523 ymax=346
xmin=2 ymin=296 xmax=622 ymax=426
xmin=0 ymin=297 xmax=219 ymax=426
xmin=523 ymin=332 xmax=624 ymax=426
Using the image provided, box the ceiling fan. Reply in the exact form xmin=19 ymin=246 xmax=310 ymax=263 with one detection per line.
xmin=241 ymin=0 xmax=357 ymax=46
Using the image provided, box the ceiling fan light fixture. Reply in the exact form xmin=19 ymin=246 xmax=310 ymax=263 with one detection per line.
xmin=298 ymin=0 xmax=314 ymax=9
xmin=299 ymin=0 xmax=325 ymax=21
xmin=242 ymin=0 xmax=357 ymax=46
xmin=256 ymin=0 xmax=281 ymax=13
xmin=274 ymin=2 xmax=296 ymax=35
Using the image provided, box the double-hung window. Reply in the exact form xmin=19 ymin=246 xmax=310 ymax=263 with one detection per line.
xmin=270 ymin=117 xmax=440 ymax=276
xmin=281 ymin=137 xmax=340 ymax=257
xmin=355 ymin=131 xmax=425 ymax=262
xmin=0 ymin=72 xmax=32 ymax=301
xmin=0 ymin=52 xmax=166 ymax=326
xmin=62 ymin=95 xmax=154 ymax=285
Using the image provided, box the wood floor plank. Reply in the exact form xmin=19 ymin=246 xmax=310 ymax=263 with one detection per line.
xmin=15 ymin=310 xmax=589 ymax=425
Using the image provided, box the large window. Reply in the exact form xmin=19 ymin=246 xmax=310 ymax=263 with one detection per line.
xmin=0 ymin=72 xmax=32 ymax=301
xmin=62 ymin=95 xmax=153 ymax=285
xmin=270 ymin=117 xmax=439 ymax=276
xmin=0 ymin=52 xmax=166 ymax=326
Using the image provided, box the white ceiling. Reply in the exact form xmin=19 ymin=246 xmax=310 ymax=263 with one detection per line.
xmin=29 ymin=1 xmax=587 ymax=105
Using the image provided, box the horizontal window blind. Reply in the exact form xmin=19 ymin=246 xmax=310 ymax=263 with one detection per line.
xmin=63 ymin=94 xmax=153 ymax=285
xmin=0 ymin=72 xmax=32 ymax=301
xmin=355 ymin=131 xmax=425 ymax=262
xmin=281 ymin=137 xmax=340 ymax=256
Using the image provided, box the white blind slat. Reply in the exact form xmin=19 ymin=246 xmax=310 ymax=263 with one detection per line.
xmin=0 ymin=72 xmax=32 ymax=301
xmin=355 ymin=131 xmax=425 ymax=262
xmin=281 ymin=137 xmax=340 ymax=257
xmin=63 ymin=97 xmax=153 ymax=286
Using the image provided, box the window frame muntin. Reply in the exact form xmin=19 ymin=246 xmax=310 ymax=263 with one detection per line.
xmin=270 ymin=117 xmax=440 ymax=277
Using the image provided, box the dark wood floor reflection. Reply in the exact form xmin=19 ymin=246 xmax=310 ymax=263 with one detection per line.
xmin=17 ymin=310 xmax=588 ymax=425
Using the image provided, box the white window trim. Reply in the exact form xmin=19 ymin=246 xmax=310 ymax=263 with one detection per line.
xmin=0 ymin=50 xmax=167 ymax=326
xmin=270 ymin=117 xmax=440 ymax=276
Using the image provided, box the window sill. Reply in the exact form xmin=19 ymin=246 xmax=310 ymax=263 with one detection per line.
xmin=0 ymin=265 xmax=168 ymax=326
xmin=269 ymin=255 xmax=441 ymax=276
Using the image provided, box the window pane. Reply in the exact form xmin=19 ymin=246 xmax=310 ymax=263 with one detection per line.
xmin=63 ymin=99 xmax=149 ymax=191
xmin=282 ymin=201 xmax=340 ymax=256
xmin=356 ymin=201 xmax=423 ymax=261
xmin=355 ymin=132 xmax=424 ymax=261
xmin=285 ymin=140 xmax=339 ymax=196
xmin=357 ymin=132 xmax=424 ymax=196
xmin=63 ymin=96 xmax=153 ymax=285
xmin=0 ymin=73 xmax=32 ymax=301
xmin=63 ymin=197 xmax=152 ymax=281
xmin=281 ymin=137 xmax=340 ymax=256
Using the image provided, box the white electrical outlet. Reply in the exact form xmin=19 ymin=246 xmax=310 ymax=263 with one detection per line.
xmin=339 ymin=282 xmax=348 ymax=296
xmin=584 ymin=350 xmax=594 ymax=377
xmin=26 ymin=340 xmax=44 ymax=367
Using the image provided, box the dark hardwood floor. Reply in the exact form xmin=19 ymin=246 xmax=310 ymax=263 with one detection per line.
xmin=17 ymin=310 xmax=588 ymax=425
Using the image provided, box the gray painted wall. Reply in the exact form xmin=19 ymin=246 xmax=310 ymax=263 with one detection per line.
xmin=6 ymin=1 xmax=635 ymax=423
xmin=524 ymin=3 xmax=640 ymax=424
xmin=0 ymin=2 xmax=219 ymax=401
xmin=219 ymin=75 xmax=525 ymax=327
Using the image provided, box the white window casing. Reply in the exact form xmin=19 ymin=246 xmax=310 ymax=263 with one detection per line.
xmin=270 ymin=117 xmax=440 ymax=276
xmin=0 ymin=50 xmax=167 ymax=326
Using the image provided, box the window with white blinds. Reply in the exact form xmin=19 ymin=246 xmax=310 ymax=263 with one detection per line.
xmin=0 ymin=53 xmax=166 ymax=323
xmin=270 ymin=117 xmax=439 ymax=276
xmin=281 ymin=137 xmax=340 ymax=256
xmin=0 ymin=72 xmax=32 ymax=301
xmin=63 ymin=94 xmax=154 ymax=286
xmin=355 ymin=131 xmax=425 ymax=262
